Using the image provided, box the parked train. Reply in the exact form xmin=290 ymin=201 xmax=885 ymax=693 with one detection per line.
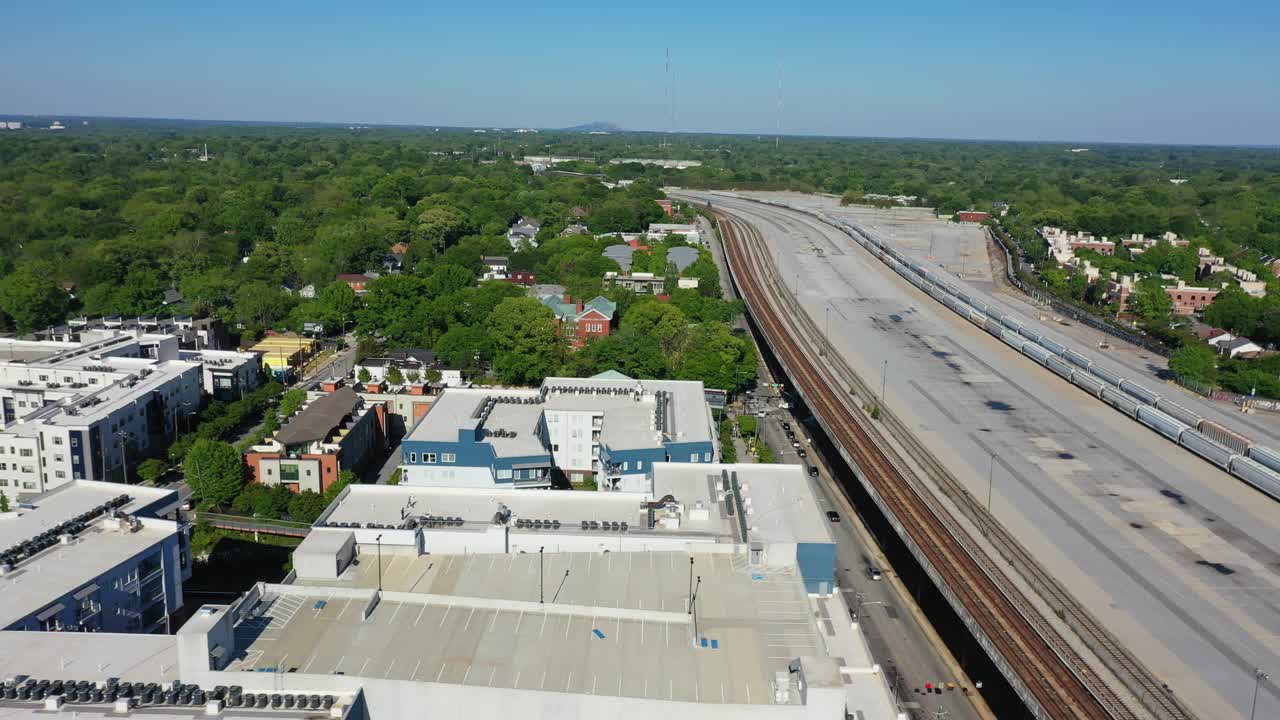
xmin=801 ymin=208 xmax=1280 ymax=503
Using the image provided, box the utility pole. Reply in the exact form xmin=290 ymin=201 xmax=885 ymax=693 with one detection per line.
xmin=985 ymin=451 xmax=996 ymax=536
xmin=375 ymin=534 xmax=383 ymax=592
xmin=881 ymin=359 xmax=888 ymax=403
xmin=539 ymin=546 xmax=545 ymax=604
xmin=690 ymin=575 xmax=702 ymax=645
xmin=1251 ymin=668 xmax=1270 ymax=720
xmin=687 ymin=557 xmax=695 ymax=612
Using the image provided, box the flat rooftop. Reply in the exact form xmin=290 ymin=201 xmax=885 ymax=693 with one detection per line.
xmin=315 ymin=463 xmax=827 ymax=546
xmin=406 ymin=377 xmax=714 ymax=456
xmin=0 ymin=630 xmax=179 ymax=685
xmin=0 ymin=481 xmax=179 ymax=628
xmin=232 ymin=551 xmax=820 ymax=707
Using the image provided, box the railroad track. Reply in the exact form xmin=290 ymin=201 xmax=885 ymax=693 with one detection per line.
xmin=714 ymin=210 xmax=1127 ymax=720
xmin=759 ymin=203 xmax=1195 ymax=720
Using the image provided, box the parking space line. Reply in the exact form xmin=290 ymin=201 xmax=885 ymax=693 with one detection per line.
xmin=336 ymin=598 xmax=353 ymax=620
xmin=436 ymin=662 xmax=446 ymax=682
xmin=385 ymin=658 xmax=397 ymax=678
xmin=359 ymin=658 xmax=371 ymax=675
xmin=301 ymin=654 xmax=317 ymax=673
xmin=462 ymin=666 xmax=471 ymax=685
xmin=464 ymin=608 xmax=475 ymax=630
xmin=413 ymin=604 xmax=426 ymax=626
xmin=439 ymin=604 xmax=452 ymax=627
xmin=489 ymin=609 xmax=500 ymax=631
xmin=410 ymin=659 xmax=421 ymax=680
xmin=565 ymin=671 xmax=572 ymax=691
xmin=540 ymin=670 xmax=547 ymax=689
xmin=488 ymin=667 xmax=497 ymax=686
xmin=332 ymin=655 xmax=345 ymax=673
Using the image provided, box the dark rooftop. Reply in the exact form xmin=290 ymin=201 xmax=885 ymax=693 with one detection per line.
xmin=274 ymin=386 xmax=360 ymax=446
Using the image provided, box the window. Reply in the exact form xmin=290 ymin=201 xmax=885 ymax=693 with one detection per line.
xmin=409 ymin=452 xmax=417 ymax=463
xmin=54 ymin=455 xmax=63 ymax=463
xmin=552 ymin=444 xmax=559 ymax=452
xmin=622 ymin=461 xmax=629 ymax=471
xmin=38 ymin=375 xmax=48 ymax=381
xmin=52 ymin=437 xmax=63 ymax=446
xmin=55 ymin=471 xmax=66 ymax=479
xmin=441 ymin=453 xmax=456 ymax=463
xmin=424 ymin=453 xmax=437 ymax=463
xmin=637 ymin=461 xmax=644 ymax=470
xmin=690 ymin=453 xmax=698 ymax=462
xmin=704 ymin=452 xmax=712 ymax=462
xmin=21 ymin=465 xmax=34 ymax=474
xmin=496 ymin=469 xmax=513 ymax=480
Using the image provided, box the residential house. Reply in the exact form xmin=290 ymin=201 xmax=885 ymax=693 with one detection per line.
xmin=655 ymin=199 xmax=673 ymax=217
xmin=507 ymin=270 xmax=536 ymax=286
xmin=646 ymin=223 xmax=700 ymax=245
xmin=604 ymin=271 xmax=666 ymax=295
xmin=482 ymin=256 xmax=509 ymax=281
xmin=540 ymin=294 xmax=616 ymax=348
xmin=506 ymin=217 xmax=541 ymax=250
xmin=336 ymin=273 xmax=375 ymax=295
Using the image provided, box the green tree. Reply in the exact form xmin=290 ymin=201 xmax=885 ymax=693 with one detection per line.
xmin=1128 ymin=280 xmax=1174 ymax=321
xmin=0 ymin=267 xmax=70 ymax=333
xmin=316 ymin=280 xmax=360 ymax=333
xmin=385 ymin=366 xmax=405 ymax=385
xmin=184 ymin=439 xmax=245 ymax=507
xmin=357 ymin=367 xmax=372 ymax=383
xmin=234 ymin=281 xmax=296 ymax=330
xmin=136 ymin=458 xmax=168 ymax=485
xmin=0 ymin=490 xmax=9 ymax=513
xmin=489 ymin=297 xmax=563 ymax=384
xmin=287 ymin=491 xmax=329 ymax=524
xmin=414 ymin=206 xmax=471 ymax=254
xmin=737 ymin=415 xmax=758 ymax=436
xmin=1203 ymin=285 xmax=1262 ymax=336
xmin=1168 ymin=343 xmax=1218 ymax=385
xmin=324 ymin=470 xmax=355 ymax=504
xmin=279 ymin=388 xmax=307 ymax=418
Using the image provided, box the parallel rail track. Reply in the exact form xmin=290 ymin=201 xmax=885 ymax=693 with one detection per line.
xmin=715 ymin=210 xmax=1124 ymax=720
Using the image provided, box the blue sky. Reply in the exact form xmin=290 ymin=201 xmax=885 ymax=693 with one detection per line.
xmin=2 ymin=0 xmax=1277 ymax=144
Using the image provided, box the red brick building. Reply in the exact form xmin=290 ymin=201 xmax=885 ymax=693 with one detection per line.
xmin=1165 ymin=281 xmax=1222 ymax=316
xmin=507 ymin=270 xmax=536 ymax=286
xmin=954 ymin=210 xmax=989 ymax=223
xmin=336 ymin=273 xmax=374 ymax=294
xmin=656 ymin=199 xmax=674 ymax=217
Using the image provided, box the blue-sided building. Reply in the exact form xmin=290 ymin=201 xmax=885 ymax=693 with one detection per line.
xmin=399 ymin=375 xmax=719 ymax=490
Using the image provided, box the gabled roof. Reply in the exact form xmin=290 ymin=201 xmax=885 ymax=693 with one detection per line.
xmin=482 ymin=256 xmax=509 ymax=265
xmin=581 ymin=296 xmax=616 ymax=320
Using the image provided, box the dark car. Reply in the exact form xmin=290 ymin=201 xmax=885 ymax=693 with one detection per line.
xmin=781 ymin=422 xmax=791 ymax=431
xmin=825 ymin=510 xmax=841 ymax=522
xmin=807 ymin=465 xmax=819 ymax=477
xmin=797 ymin=448 xmax=807 ymax=458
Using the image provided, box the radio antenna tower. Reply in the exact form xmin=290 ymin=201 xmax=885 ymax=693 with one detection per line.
xmin=776 ymin=53 xmax=783 ymax=149
xmin=663 ymin=47 xmax=671 ymax=150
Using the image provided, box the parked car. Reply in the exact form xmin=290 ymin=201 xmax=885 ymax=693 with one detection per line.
xmin=797 ymin=448 xmax=807 ymax=458
xmin=825 ymin=510 xmax=841 ymax=522
xmin=792 ymin=440 xmax=801 ymax=448
xmin=781 ymin=422 xmax=791 ymax=431
xmin=866 ymin=565 xmax=883 ymax=581
xmin=807 ymin=465 xmax=819 ymax=477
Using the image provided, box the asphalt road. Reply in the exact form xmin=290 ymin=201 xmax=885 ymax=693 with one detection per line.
xmin=682 ymin=190 xmax=1280 ymax=720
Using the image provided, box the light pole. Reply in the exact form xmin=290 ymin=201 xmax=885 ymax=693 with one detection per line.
xmin=688 ymin=557 xmax=695 ymax=613
xmin=375 ymin=534 xmax=384 ymax=592
xmin=690 ymin=575 xmax=702 ymax=645
xmin=539 ymin=546 xmax=545 ymax=604
xmin=822 ymin=305 xmax=830 ymax=357
xmin=985 ymin=451 xmax=996 ymax=536
xmin=1251 ymin=668 xmax=1270 ymax=720
xmin=880 ymin=359 xmax=888 ymax=404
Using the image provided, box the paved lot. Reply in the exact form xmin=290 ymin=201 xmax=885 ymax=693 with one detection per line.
xmin=678 ymin=190 xmax=1280 ymax=720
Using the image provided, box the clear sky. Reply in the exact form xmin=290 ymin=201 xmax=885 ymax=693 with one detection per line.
xmin=2 ymin=0 xmax=1277 ymax=145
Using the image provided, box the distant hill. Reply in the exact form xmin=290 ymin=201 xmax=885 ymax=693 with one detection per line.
xmin=563 ymin=121 xmax=623 ymax=133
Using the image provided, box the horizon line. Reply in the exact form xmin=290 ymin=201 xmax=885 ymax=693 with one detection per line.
xmin=2 ymin=111 xmax=1278 ymax=151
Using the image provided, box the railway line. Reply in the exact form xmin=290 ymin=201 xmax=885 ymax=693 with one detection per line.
xmin=712 ymin=208 xmax=1184 ymax=720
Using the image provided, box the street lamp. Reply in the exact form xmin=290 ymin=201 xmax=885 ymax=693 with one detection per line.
xmin=985 ymin=451 xmax=997 ymax=536
xmin=375 ymin=534 xmax=384 ymax=592
xmin=880 ymin=359 xmax=888 ymax=404
xmin=1251 ymin=668 xmax=1270 ymax=720
xmin=539 ymin=546 xmax=545 ymax=604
